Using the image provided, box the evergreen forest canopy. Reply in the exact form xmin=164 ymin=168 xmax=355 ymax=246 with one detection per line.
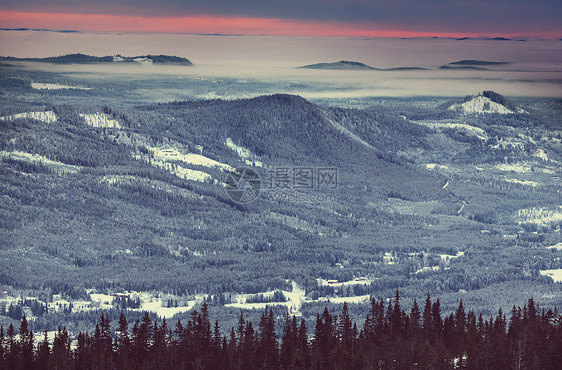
xmin=1 ymin=294 xmax=561 ymax=369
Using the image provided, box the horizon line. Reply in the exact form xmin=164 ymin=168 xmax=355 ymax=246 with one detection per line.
xmin=1 ymin=27 xmax=561 ymax=41
xmin=1 ymin=11 xmax=561 ymax=39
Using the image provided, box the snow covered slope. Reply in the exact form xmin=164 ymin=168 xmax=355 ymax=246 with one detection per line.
xmin=152 ymin=146 xmax=234 ymax=171
xmin=1 ymin=111 xmax=57 ymax=123
xmin=448 ymin=95 xmax=514 ymax=114
xmin=79 ymin=113 xmax=121 ymax=128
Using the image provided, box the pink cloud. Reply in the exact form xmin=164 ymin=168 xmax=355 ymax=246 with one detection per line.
xmin=0 ymin=11 xmax=559 ymax=38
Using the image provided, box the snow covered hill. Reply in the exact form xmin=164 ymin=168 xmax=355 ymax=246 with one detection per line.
xmin=448 ymin=95 xmax=514 ymax=114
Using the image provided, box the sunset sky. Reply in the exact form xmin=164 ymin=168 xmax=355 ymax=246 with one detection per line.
xmin=0 ymin=0 xmax=561 ymax=38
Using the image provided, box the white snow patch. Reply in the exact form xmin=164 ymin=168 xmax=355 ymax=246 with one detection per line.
xmin=133 ymin=57 xmax=153 ymax=65
xmin=155 ymin=160 xmax=212 ymax=182
xmin=415 ymin=120 xmax=487 ymax=140
xmin=133 ymin=151 xmax=214 ymax=183
xmin=426 ymin=163 xmax=449 ymax=171
xmin=317 ymin=278 xmax=370 ymax=287
xmin=540 ymin=269 xmax=562 ymax=282
xmin=546 ymin=243 xmax=562 ymax=251
xmin=449 ymin=95 xmax=514 ymax=115
xmin=505 ymin=178 xmax=538 ymax=187
xmin=1 ymin=150 xmax=80 ymax=173
xmin=225 ymin=281 xmax=306 ymax=315
xmin=225 ymin=138 xmax=263 ymax=167
xmin=534 ymin=149 xmax=549 ymax=161
xmin=90 ymin=291 xmax=197 ymax=319
xmin=134 ymin=300 xmax=195 ymax=319
xmin=90 ymin=293 xmax=114 ymax=305
xmin=415 ymin=266 xmax=440 ymax=274
xmin=79 ymin=113 xmax=121 ymax=128
xmin=490 ymin=137 xmax=526 ymax=150
xmin=438 ymin=251 xmax=464 ymax=262
xmin=495 ymin=163 xmax=531 ymax=173
xmin=152 ymin=146 xmax=233 ymax=171
xmin=442 ymin=122 xmax=488 ymax=140
xmin=1 ymin=111 xmax=57 ymax=123
xmin=515 ymin=206 xmax=562 ymax=226
xmin=31 ymin=82 xmax=91 ymax=90
xmin=324 ymin=295 xmax=371 ymax=304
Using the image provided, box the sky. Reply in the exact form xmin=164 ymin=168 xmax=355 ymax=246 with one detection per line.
xmin=0 ymin=0 xmax=561 ymax=38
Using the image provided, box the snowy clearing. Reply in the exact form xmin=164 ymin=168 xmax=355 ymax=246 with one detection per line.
xmin=226 ymin=138 xmax=252 ymax=159
xmin=1 ymin=150 xmax=80 ymax=173
xmin=426 ymin=163 xmax=449 ymax=171
xmin=79 ymin=113 xmax=121 ymax=128
xmin=438 ymin=251 xmax=465 ymax=262
xmin=383 ymin=252 xmax=398 ymax=265
xmin=133 ymin=151 xmax=215 ymax=183
xmin=515 ymin=206 xmax=562 ymax=226
xmin=225 ymin=281 xmax=306 ymax=315
xmin=152 ymin=146 xmax=234 ymax=171
xmin=225 ymin=138 xmax=263 ymax=167
xmin=415 ymin=266 xmax=440 ymax=274
xmin=152 ymin=159 xmax=213 ymax=182
xmin=317 ymin=278 xmax=370 ymax=287
xmin=131 ymin=295 xmax=196 ymax=319
xmin=495 ymin=163 xmax=531 ymax=173
xmin=540 ymin=269 xmax=562 ymax=283
xmin=546 ymin=243 xmax=562 ymax=251
xmin=414 ymin=120 xmax=488 ymax=140
xmin=0 ymin=111 xmax=57 ymax=124
xmin=322 ymin=295 xmax=371 ymax=304
xmin=31 ymin=82 xmax=91 ymax=90
xmin=490 ymin=138 xmax=526 ymax=150
xmin=505 ymin=179 xmax=539 ymax=187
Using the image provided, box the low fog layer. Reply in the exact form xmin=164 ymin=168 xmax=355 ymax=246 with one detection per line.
xmin=1 ymin=31 xmax=561 ymax=97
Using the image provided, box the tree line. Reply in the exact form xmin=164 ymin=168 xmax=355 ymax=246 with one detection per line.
xmin=1 ymin=292 xmax=561 ymax=369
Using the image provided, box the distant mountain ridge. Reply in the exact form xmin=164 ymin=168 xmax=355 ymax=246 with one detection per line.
xmin=439 ymin=60 xmax=511 ymax=71
xmin=298 ymin=60 xmax=426 ymax=71
xmin=0 ymin=53 xmax=194 ymax=65
xmin=449 ymin=60 xmax=510 ymax=66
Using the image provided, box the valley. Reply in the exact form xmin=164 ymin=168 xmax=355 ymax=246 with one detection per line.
xmin=0 ymin=58 xmax=561 ymax=338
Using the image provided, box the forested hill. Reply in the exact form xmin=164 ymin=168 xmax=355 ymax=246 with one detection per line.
xmin=2 ymin=295 xmax=561 ymax=369
xmin=0 ymin=54 xmax=194 ymax=65
xmin=0 ymin=93 xmax=449 ymax=297
xmin=143 ymin=93 xmax=445 ymax=198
